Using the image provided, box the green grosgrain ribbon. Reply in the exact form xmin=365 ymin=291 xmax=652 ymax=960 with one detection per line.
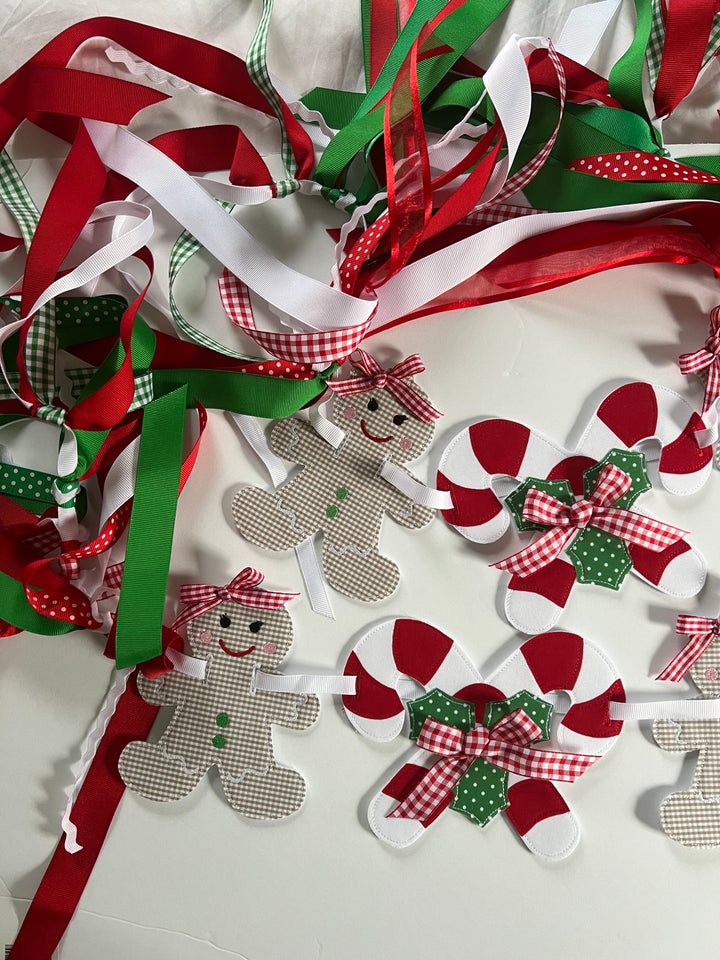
xmin=113 ymin=384 xmax=187 ymax=668
xmin=407 ymin=688 xmax=553 ymax=827
xmin=505 ymin=448 xmax=652 ymax=589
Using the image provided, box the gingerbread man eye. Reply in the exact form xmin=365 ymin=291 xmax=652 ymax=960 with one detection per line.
xmin=393 ymin=414 xmax=408 ymax=426
xmin=219 ymin=614 xmax=231 ymax=628
xmin=367 ymin=398 xmax=379 ymax=411
xmin=249 ymin=620 xmax=263 ymax=633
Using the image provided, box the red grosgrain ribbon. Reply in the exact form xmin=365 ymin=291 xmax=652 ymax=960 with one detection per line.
xmin=171 ymin=567 xmax=298 ymax=631
xmin=679 ymin=305 xmax=720 ymax=413
xmin=653 ymin=0 xmax=718 ymax=119
xmin=327 ymin=350 xmax=442 ymax=422
xmin=656 ymin=614 xmax=720 ymax=682
xmin=389 ymin=712 xmax=599 ymax=822
xmin=492 ymin=464 xmax=688 ymax=578
xmin=568 ymin=152 xmax=720 ymax=185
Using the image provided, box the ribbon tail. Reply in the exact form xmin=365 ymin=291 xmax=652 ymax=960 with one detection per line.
xmin=591 ymin=508 xmax=687 ymax=552
xmin=387 ymin=756 xmax=472 ymax=821
xmin=486 ymin=743 xmax=600 ymax=782
xmin=656 ymin=632 xmax=715 ymax=682
xmin=491 ymin=527 xmax=574 ymax=578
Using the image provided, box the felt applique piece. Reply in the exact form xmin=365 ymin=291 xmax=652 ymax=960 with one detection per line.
xmin=437 ymin=382 xmax=710 ymax=633
xmin=654 ymin=634 xmax=720 ymax=847
xmin=119 ymin=570 xmax=319 ymax=820
xmin=232 ymin=352 xmax=441 ymax=602
xmin=343 ymin=619 xmax=624 ymax=860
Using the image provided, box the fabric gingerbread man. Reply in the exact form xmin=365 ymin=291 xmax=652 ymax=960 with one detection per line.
xmin=654 ymin=615 xmax=720 ymax=846
xmin=232 ymin=351 xmax=442 ymax=602
xmin=119 ymin=569 xmax=319 ymax=819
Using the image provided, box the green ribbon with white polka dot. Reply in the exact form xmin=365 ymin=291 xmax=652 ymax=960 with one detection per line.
xmin=505 ymin=448 xmax=652 ymax=590
xmin=407 ymin=688 xmax=553 ymax=828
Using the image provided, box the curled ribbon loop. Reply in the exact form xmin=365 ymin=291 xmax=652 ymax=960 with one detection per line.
xmin=171 ymin=567 xmax=298 ymax=631
xmin=656 ymin=614 xmax=720 ymax=682
xmin=389 ymin=711 xmax=599 ymax=822
xmin=492 ymin=463 xmax=687 ymax=579
xmin=679 ymin=305 xmax=720 ymax=414
xmin=327 ymin=350 xmax=443 ymax=422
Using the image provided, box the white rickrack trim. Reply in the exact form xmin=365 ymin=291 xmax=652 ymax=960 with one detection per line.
xmin=380 ymin=460 xmax=454 ymax=510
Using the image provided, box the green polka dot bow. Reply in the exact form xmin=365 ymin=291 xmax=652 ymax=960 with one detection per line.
xmin=494 ymin=457 xmax=687 ymax=587
xmin=389 ymin=689 xmax=597 ymax=828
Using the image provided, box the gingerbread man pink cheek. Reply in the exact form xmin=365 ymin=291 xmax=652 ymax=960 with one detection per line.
xmin=262 ymin=641 xmax=277 ymax=655
xmin=200 ymin=629 xmax=213 ymax=644
xmin=399 ymin=437 xmax=412 ymax=451
xmin=343 ymin=406 xmax=356 ymax=420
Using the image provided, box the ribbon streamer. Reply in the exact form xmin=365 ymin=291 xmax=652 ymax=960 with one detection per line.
xmin=656 ymin=614 xmax=720 ymax=682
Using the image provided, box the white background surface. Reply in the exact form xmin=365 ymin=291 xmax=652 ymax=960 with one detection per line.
xmin=1 ymin=1 xmax=720 ymax=958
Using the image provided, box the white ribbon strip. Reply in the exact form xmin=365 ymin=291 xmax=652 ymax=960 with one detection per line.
xmin=166 ymin=646 xmax=208 ymax=680
xmin=84 ymin=120 xmax=374 ymax=332
xmin=309 ymin=404 xmax=346 ymax=449
xmin=254 ymin=669 xmax=355 ymax=695
xmin=62 ymin=666 xmax=133 ymax=853
xmin=294 ymin=537 xmax=335 ymax=619
xmin=609 ymin=699 xmax=720 ymax=720
xmin=231 ymin=413 xmax=289 ymax=489
xmin=380 ymin=460 xmax=454 ymax=509
xmin=555 ymin=0 xmax=622 ymax=66
xmin=694 ymin=399 xmax=720 ymax=448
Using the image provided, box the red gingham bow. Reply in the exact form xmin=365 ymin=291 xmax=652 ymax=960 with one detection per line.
xmin=170 ymin=567 xmax=298 ymax=631
xmin=492 ymin=463 xmax=687 ymax=579
xmin=679 ymin=305 xmax=720 ymax=414
xmin=389 ymin=711 xmax=599 ymax=822
xmin=656 ymin=614 xmax=720 ymax=682
xmin=327 ymin=350 xmax=443 ymax=422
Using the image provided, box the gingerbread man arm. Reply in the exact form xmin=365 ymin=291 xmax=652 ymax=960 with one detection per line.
xmin=136 ymin=670 xmax=199 ymax=706
xmin=268 ymin=417 xmax=322 ymax=464
xmin=265 ymin=690 xmax=320 ymax=730
xmin=653 ymin=717 xmax=711 ymax=752
xmin=384 ymin=465 xmax=435 ymax=529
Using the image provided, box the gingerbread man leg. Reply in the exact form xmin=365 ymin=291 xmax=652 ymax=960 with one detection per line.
xmin=220 ymin=762 xmax=307 ymax=819
xmin=119 ymin=740 xmax=208 ymax=801
xmin=654 ymin=718 xmax=720 ymax=846
xmin=322 ymin=540 xmax=400 ymax=602
xmin=232 ymin=487 xmax=307 ymax=551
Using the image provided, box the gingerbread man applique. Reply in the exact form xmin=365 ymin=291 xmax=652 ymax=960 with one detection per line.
xmin=119 ymin=569 xmax=319 ymax=820
xmin=232 ymin=351 xmax=442 ymax=602
xmin=654 ymin=612 xmax=720 ymax=846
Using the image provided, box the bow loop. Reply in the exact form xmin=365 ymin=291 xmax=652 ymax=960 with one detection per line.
xmin=326 ymin=349 xmax=442 ymax=422
xmin=679 ymin=305 xmax=720 ymax=412
xmin=172 ymin=567 xmax=297 ymax=632
xmin=656 ymin=613 xmax=720 ymax=681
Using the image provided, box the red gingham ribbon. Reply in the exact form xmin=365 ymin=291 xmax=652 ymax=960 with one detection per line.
xmin=656 ymin=614 xmax=720 ymax=682
xmin=492 ymin=463 xmax=687 ymax=579
xmin=170 ymin=567 xmax=298 ymax=631
xmin=218 ymin=268 xmax=373 ymax=365
xmin=326 ymin=350 xmax=442 ymax=422
xmin=389 ymin=711 xmax=599 ymax=822
xmin=679 ymin=305 xmax=720 ymax=413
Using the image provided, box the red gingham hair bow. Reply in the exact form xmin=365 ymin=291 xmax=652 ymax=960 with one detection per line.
xmin=492 ymin=463 xmax=687 ymax=579
xmin=679 ymin=305 xmax=720 ymax=413
xmin=327 ymin=350 xmax=442 ymax=422
xmin=656 ymin=614 xmax=720 ymax=682
xmin=389 ymin=712 xmax=599 ymax=822
xmin=171 ymin=568 xmax=298 ymax=631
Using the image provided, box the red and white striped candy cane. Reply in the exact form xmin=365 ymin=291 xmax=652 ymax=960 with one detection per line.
xmin=343 ymin=620 xmax=624 ymax=860
xmin=437 ymin=382 xmax=708 ymax=633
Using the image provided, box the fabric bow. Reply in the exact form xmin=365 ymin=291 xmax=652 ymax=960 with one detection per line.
xmin=656 ymin=614 xmax=720 ymax=682
xmin=171 ymin=567 xmax=298 ymax=631
xmin=389 ymin=711 xmax=598 ymax=822
xmin=492 ymin=463 xmax=687 ymax=579
xmin=327 ymin=350 xmax=442 ymax=422
xmin=679 ymin=305 xmax=720 ymax=413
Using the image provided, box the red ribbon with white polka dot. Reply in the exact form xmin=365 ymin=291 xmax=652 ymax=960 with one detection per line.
xmin=325 ymin=350 xmax=442 ymax=422
xmin=568 ymin=151 xmax=720 ymax=184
